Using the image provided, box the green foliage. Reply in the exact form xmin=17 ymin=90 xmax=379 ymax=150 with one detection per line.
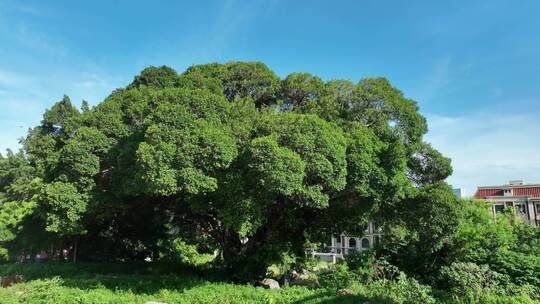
xmin=342 ymin=250 xmax=383 ymax=284
xmin=367 ymin=272 xmax=437 ymax=304
xmin=128 ymin=65 xmax=179 ymax=89
xmin=0 ymin=61 xmax=462 ymax=281
xmin=160 ymin=237 xmax=215 ymax=266
xmin=489 ymin=249 xmax=540 ymax=287
xmin=221 ymin=61 xmax=281 ymax=106
xmin=0 ymin=200 xmax=37 ymax=241
xmin=381 ymin=182 xmax=460 ymax=276
xmin=38 ymin=181 xmax=87 ymax=235
xmin=0 ymin=150 xmax=35 ymax=201
xmin=281 ymin=73 xmax=325 ymax=111
xmin=347 ymin=77 xmax=427 ymax=153
xmin=452 ymin=199 xmax=517 ymax=262
xmin=249 ymin=136 xmax=306 ymax=197
xmin=41 ymin=95 xmax=81 ymax=139
xmin=318 ymin=263 xmax=358 ymax=291
xmin=0 ymin=262 xmax=537 ymax=304
xmin=408 ymin=142 xmax=453 ymax=186
xmin=3 ymin=61 xmax=540 ymax=303
xmin=254 ymin=113 xmax=348 ymax=204
xmin=136 ymin=87 xmax=237 ymax=196
xmin=439 ymin=262 xmax=507 ymax=301
xmin=447 ymin=199 xmax=540 ymax=288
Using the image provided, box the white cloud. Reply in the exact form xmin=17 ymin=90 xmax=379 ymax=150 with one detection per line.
xmin=425 ymin=110 xmax=540 ymax=196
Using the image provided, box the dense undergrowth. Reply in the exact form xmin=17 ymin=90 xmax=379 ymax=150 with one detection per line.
xmin=0 ymin=262 xmax=537 ymax=304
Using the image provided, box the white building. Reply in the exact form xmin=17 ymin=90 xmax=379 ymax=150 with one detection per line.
xmin=474 ymin=180 xmax=540 ymax=226
xmin=309 ymin=221 xmax=381 ymax=263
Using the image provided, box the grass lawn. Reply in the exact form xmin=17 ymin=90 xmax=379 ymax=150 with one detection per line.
xmin=0 ymin=262 xmax=380 ymax=304
xmin=0 ymin=262 xmax=538 ymax=304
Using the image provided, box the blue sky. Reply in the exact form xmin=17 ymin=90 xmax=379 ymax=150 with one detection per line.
xmin=1 ymin=0 xmax=539 ymax=194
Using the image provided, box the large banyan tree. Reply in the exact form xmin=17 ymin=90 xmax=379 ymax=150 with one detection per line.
xmin=0 ymin=62 xmax=454 ymax=277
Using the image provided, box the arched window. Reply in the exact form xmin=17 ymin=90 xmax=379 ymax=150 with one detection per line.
xmin=361 ymin=238 xmax=370 ymax=249
xmin=349 ymin=238 xmax=357 ymax=249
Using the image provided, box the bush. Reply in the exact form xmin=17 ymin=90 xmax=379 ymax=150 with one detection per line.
xmin=343 ymin=250 xmax=375 ymax=282
xmin=1 ymin=262 xmax=538 ymax=304
xmin=394 ymin=273 xmax=436 ymax=304
xmin=363 ymin=272 xmax=436 ymax=304
xmin=0 ymin=247 xmax=8 ymax=263
xmin=266 ymin=252 xmax=298 ymax=280
xmin=318 ymin=263 xmax=357 ymax=291
xmin=372 ymin=257 xmax=400 ymax=281
xmin=439 ymin=262 xmax=507 ymax=301
xmin=490 ymin=249 xmax=540 ymax=287
xmin=160 ymin=237 xmax=215 ymax=266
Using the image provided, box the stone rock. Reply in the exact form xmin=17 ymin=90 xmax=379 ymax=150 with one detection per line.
xmin=259 ymin=278 xmax=280 ymax=289
xmin=337 ymin=288 xmax=357 ymax=296
xmin=0 ymin=275 xmax=24 ymax=288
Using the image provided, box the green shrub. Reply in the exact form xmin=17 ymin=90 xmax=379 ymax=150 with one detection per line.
xmin=343 ymin=250 xmax=375 ymax=282
xmin=318 ymin=263 xmax=357 ymax=291
xmin=439 ymin=262 xmax=507 ymax=301
xmin=0 ymin=247 xmax=8 ymax=262
xmin=0 ymin=262 xmax=537 ymax=304
xmin=160 ymin=237 xmax=215 ymax=266
xmin=372 ymin=257 xmax=400 ymax=281
xmin=490 ymin=249 xmax=540 ymax=287
xmin=394 ymin=273 xmax=436 ymax=304
xmin=266 ymin=252 xmax=298 ymax=280
xmin=363 ymin=272 xmax=436 ymax=304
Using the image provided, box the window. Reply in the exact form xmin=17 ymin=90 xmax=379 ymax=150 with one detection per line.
xmin=349 ymin=238 xmax=357 ymax=249
xmin=361 ymin=238 xmax=370 ymax=249
xmin=536 ymin=204 xmax=540 ymax=214
xmin=515 ymin=204 xmax=526 ymax=214
xmin=494 ymin=204 xmax=505 ymax=213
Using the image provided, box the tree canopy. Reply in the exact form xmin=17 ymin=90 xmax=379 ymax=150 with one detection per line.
xmin=0 ymin=62 xmax=455 ymax=278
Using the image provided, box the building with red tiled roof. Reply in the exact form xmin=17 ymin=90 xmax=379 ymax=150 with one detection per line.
xmin=474 ymin=180 xmax=540 ymax=226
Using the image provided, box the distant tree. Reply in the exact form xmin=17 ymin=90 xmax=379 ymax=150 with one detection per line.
xmin=81 ymin=100 xmax=90 ymax=113
xmin=128 ymin=66 xmax=179 ymax=89
xmin=281 ymin=73 xmax=325 ymax=111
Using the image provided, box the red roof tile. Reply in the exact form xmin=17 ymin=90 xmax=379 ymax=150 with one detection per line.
xmin=514 ymin=187 xmax=540 ymax=198
xmin=474 ymin=188 xmax=503 ymax=199
xmin=474 ymin=186 xmax=540 ymax=199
